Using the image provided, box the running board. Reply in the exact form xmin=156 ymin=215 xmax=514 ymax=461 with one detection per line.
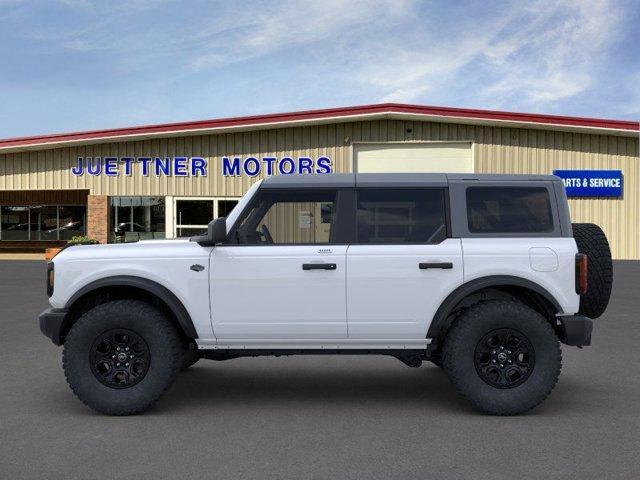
xmin=196 ymin=339 xmax=431 ymax=350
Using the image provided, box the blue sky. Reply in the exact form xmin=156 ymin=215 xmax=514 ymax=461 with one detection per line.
xmin=1 ymin=0 xmax=638 ymax=138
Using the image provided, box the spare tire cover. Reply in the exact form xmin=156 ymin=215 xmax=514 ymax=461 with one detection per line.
xmin=572 ymin=223 xmax=613 ymax=319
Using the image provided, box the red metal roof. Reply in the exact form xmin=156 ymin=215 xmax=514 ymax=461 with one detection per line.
xmin=1 ymin=103 xmax=637 ymax=151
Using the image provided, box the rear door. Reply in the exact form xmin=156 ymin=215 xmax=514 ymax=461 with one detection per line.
xmin=346 ymin=187 xmax=463 ymax=339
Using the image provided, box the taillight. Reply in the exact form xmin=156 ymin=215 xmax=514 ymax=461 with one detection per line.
xmin=47 ymin=262 xmax=55 ymax=298
xmin=575 ymin=253 xmax=588 ymax=295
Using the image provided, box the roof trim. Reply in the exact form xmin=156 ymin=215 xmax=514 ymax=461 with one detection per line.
xmin=1 ymin=103 xmax=637 ymax=153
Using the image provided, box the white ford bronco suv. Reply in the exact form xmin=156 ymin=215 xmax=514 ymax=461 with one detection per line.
xmin=39 ymin=173 xmax=613 ymax=415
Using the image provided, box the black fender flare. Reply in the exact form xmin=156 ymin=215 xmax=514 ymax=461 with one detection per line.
xmin=427 ymin=275 xmax=562 ymax=340
xmin=65 ymin=275 xmax=198 ymax=339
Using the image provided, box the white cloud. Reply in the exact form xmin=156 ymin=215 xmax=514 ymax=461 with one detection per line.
xmin=8 ymin=0 xmax=633 ymax=119
xmin=347 ymin=0 xmax=624 ymax=109
xmin=189 ymin=0 xmax=414 ymax=69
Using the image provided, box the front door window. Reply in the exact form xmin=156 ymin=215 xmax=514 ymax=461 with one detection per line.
xmin=235 ymin=190 xmax=336 ymax=245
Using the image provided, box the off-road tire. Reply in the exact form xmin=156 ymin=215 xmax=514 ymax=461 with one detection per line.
xmin=63 ymin=300 xmax=182 ymax=415
xmin=430 ymin=355 xmax=443 ymax=368
xmin=443 ymin=301 xmax=562 ymax=415
xmin=181 ymin=341 xmax=201 ymax=371
xmin=572 ymin=223 xmax=613 ymax=319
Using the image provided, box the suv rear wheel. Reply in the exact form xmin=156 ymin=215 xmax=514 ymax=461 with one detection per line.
xmin=63 ymin=300 xmax=182 ymax=415
xmin=442 ymin=300 xmax=561 ymax=415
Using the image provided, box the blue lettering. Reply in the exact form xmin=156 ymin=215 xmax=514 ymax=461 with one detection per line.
xmin=222 ymin=157 xmax=241 ymax=176
xmin=191 ymin=157 xmax=207 ymax=176
xmin=104 ymin=157 xmax=119 ymax=176
xmin=139 ymin=157 xmax=152 ymax=176
xmin=279 ymin=157 xmax=295 ymax=175
xmin=174 ymin=157 xmax=188 ymax=176
xmin=262 ymin=157 xmax=277 ymax=176
xmin=71 ymin=157 xmax=84 ymax=176
xmin=87 ymin=157 xmax=102 ymax=176
xmin=298 ymin=157 xmax=313 ymax=174
xmin=121 ymin=157 xmax=133 ymax=176
xmin=243 ymin=157 xmax=260 ymax=176
xmin=155 ymin=157 xmax=170 ymax=176
xmin=315 ymin=156 xmax=332 ymax=174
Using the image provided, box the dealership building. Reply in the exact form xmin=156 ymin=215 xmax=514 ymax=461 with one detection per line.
xmin=0 ymin=103 xmax=638 ymax=258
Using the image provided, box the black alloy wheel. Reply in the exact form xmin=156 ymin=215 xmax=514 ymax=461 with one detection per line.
xmin=474 ymin=328 xmax=535 ymax=389
xmin=90 ymin=329 xmax=150 ymax=388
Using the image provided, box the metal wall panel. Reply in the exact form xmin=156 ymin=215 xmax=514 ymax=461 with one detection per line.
xmin=0 ymin=120 xmax=638 ymax=258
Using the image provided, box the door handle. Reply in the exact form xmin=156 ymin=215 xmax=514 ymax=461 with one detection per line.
xmin=302 ymin=263 xmax=337 ymax=271
xmin=419 ymin=262 xmax=453 ymax=270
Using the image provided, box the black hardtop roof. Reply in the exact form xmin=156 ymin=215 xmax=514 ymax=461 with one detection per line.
xmin=260 ymin=173 xmax=561 ymax=189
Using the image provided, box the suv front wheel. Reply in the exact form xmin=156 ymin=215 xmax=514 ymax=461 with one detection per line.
xmin=63 ymin=300 xmax=183 ymax=415
xmin=442 ymin=300 xmax=562 ymax=415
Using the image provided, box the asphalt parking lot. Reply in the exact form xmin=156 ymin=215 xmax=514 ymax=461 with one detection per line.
xmin=1 ymin=260 xmax=639 ymax=480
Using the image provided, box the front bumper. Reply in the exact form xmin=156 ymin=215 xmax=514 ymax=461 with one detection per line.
xmin=39 ymin=308 xmax=69 ymax=346
xmin=558 ymin=314 xmax=593 ymax=347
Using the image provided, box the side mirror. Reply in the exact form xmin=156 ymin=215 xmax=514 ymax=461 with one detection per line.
xmin=191 ymin=217 xmax=227 ymax=246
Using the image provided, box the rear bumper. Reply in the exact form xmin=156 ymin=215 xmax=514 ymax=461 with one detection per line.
xmin=558 ymin=314 xmax=593 ymax=347
xmin=39 ymin=308 xmax=69 ymax=346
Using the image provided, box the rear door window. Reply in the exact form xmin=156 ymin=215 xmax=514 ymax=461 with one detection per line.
xmin=466 ymin=187 xmax=554 ymax=233
xmin=355 ymin=188 xmax=447 ymax=244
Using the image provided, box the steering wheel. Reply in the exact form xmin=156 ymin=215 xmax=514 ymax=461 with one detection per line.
xmin=260 ymin=224 xmax=274 ymax=244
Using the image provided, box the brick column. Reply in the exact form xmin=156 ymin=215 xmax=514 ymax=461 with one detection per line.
xmin=87 ymin=195 xmax=109 ymax=244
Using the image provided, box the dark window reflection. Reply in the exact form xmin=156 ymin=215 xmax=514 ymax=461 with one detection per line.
xmin=217 ymin=200 xmax=238 ymax=218
xmin=110 ymin=197 xmax=166 ymax=243
xmin=1 ymin=207 xmax=30 ymax=240
xmin=176 ymin=200 xmax=213 ymax=226
xmin=0 ymin=205 xmax=86 ymax=241
xmin=58 ymin=206 xmax=86 ymax=240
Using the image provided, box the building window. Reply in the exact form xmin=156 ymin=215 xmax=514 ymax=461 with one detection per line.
xmin=57 ymin=206 xmax=87 ymax=240
xmin=174 ymin=198 xmax=240 ymax=237
xmin=0 ymin=205 xmax=86 ymax=241
xmin=110 ymin=197 xmax=166 ymax=243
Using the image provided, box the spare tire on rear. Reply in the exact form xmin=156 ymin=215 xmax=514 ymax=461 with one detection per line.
xmin=572 ymin=223 xmax=613 ymax=319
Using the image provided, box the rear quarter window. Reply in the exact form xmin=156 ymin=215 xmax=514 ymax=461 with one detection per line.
xmin=466 ymin=187 xmax=554 ymax=233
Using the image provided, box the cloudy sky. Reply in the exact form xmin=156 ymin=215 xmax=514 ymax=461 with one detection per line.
xmin=1 ymin=0 xmax=638 ymax=137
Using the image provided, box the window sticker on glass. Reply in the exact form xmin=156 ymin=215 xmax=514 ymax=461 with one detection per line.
xmin=299 ymin=211 xmax=311 ymax=229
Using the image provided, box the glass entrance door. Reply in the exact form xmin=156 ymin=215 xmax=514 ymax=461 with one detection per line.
xmin=174 ymin=197 xmax=240 ymax=238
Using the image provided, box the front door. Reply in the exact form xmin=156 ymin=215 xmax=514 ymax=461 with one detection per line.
xmin=346 ymin=187 xmax=463 ymax=339
xmin=210 ymin=188 xmax=348 ymax=340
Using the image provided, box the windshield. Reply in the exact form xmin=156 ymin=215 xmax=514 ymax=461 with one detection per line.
xmin=225 ymin=180 xmax=262 ymax=230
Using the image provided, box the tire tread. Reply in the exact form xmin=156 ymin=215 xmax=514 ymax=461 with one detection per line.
xmin=63 ymin=299 xmax=182 ymax=415
xmin=443 ymin=300 xmax=562 ymax=415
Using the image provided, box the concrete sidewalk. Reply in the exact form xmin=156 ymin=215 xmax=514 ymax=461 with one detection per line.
xmin=0 ymin=253 xmax=44 ymax=260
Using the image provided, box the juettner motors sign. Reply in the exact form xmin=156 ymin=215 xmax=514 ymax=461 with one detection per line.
xmin=553 ymin=169 xmax=623 ymax=198
xmin=70 ymin=156 xmax=333 ymax=177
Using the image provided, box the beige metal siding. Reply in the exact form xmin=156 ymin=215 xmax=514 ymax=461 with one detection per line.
xmin=354 ymin=142 xmax=473 ymax=173
xmin=474 ymin=127 xmax=639 ymax=260
xmin=0 ymin=120 xmax=638 ymax=258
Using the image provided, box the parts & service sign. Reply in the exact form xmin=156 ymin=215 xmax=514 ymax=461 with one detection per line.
xmin=553 ymin=170 xmax=623 ymax=198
